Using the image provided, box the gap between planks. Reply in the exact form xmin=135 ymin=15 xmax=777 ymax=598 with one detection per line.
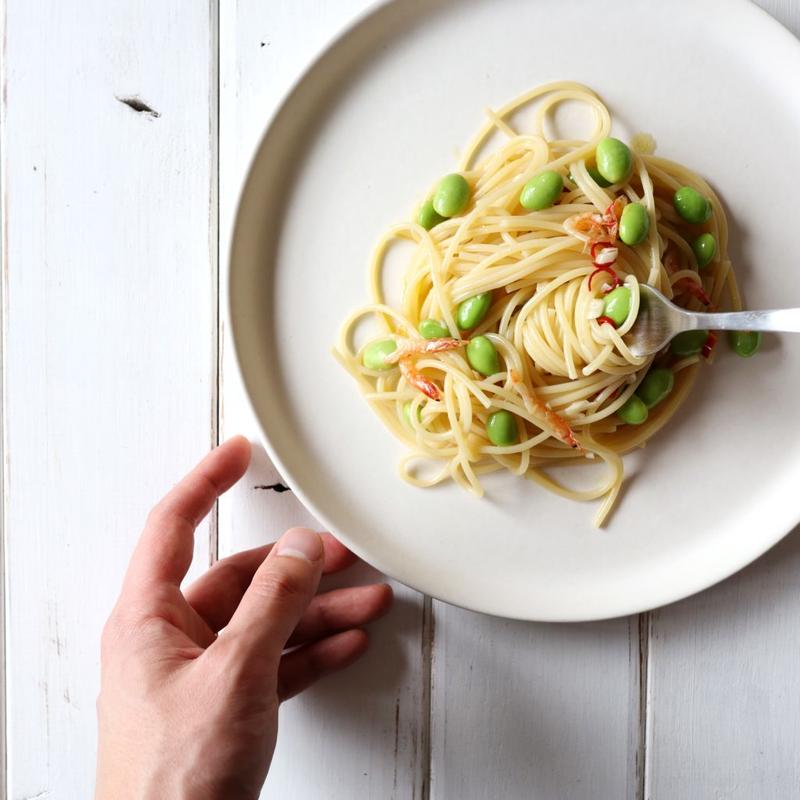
xmin=636 ymin=612 xmax=651 ymax=800
xmin=418 ymin=595 xmax=434 ymax=800
xmin=209 ymin=0 xmax=221 ymax=569
xmin=1 ymin=0 xmax=9 ymax=791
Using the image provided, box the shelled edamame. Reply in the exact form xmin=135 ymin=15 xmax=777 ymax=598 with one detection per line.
xmin=466 ymin=336 xmax=500 ymax=376
xmin=419 ymin=319 xmax=449 ymax=339
xmin=486 ymin=410 xmax=519 ymax=446
xmin=602 ymin=286 xmax=632 ymax=326
xmin=432 ymin=173 xmax=470 ymax=217
xmin=457 ymin=292 xmax=492 ymax=330
xmin=596 ymin=137 xmax=632 ymax=184
xmin=729 ymin=330 xmax=762 ymax=357
xmin=520 ymin=171 xmax=563 ymax=210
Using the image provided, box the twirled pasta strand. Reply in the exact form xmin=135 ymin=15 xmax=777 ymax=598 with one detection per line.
xmin=334 ymin=82 xmax=738 ymax=526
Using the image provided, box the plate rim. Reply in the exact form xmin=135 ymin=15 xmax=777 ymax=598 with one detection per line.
xmin=229 ymin=0 xmax=800 ymax=622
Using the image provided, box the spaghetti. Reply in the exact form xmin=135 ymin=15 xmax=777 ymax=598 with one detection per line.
xmin=334 ymin=82 xmax=743 ymax=526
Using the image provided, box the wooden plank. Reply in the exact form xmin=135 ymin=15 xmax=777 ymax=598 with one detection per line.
xmin=1 ymin=0 xmax=7 ymax=785
xmin=217 ymin=2 xmax=428 ymax=797
xmin=754 ymin=0 xmax=800 ymax=34
xmin=646 ymin=530 xmax=800 ymax=798
xmin=429 ymin=606 xmax=640 ymax=799
xmin=2 ymin=2 xmax=217 ymax=796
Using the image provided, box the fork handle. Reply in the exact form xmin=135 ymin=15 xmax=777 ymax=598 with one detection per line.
xmin=684 ymin=307 xmax=800 ymax=333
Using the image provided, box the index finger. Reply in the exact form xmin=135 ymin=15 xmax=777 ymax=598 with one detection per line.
xmin=123 ymin=436 xmax=251 ymax=593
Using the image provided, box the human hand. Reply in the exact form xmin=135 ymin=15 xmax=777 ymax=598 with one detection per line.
xmin=95 ymin=436 xmax=393 ymax=800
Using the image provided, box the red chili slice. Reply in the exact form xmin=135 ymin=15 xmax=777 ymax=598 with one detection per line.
xmin=590 ymin=241 xmax=612 ymax=262
xmin=588 ymin=266 xmax=621 ymax=292
xmin=596 ymin=315 xmax=617 ymax=328
xmin=702 ymin=331 xmax=718 ymax=359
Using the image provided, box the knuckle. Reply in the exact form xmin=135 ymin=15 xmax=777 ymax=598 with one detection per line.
xmin=99 ymin=612 xmax=134 ymax=663
xmin=214 ymin=636 xmax=277 ymax=689
xmin=315 ymin=598 xmax=336 ymax=631
xmin=99 ymin=603 xmax=157 ymax=661
xmin=212 ymin=561 xmax=248 ymax=596
xmin=145 ymin=502 xmax=167 ymax=529
xmin=99 ymin=610 xmax=128 ymax=657
xmin=254 ymin=569 xmax=306 ymax=604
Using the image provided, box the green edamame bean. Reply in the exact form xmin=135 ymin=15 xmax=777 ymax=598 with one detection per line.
xmin=692 ymin=233 xmax=716 ymax=269
xmin=362 ymin=339 xmax=397 ymax=371
xmin=419 ymin=319 xmax=450 ymax=339
xmin=519 ymin=170 xmax=563 ymax=211
xmin=432 ymin=173 xmax=470 ymax=217
xmin=673 ymin=186 xmax=712 ymax=224
xmin=670 ymin=329 xmax=709 ymax=357
xmin=486 ymin=410 xmax=519 ymax=446
xmin=456 ymin=292 xmax=492 ymax=330
xmin=616 ymin=394 xmax=649 ymax=425
xmin=636 ymin=367 xmax=674 ymax=409
xmin=595 ymin=137 xmax=632 ymax=184
xmin=403 ymin=401 xmax=423 ymax=426
xmin=728 ymin=330 xmax=762 ymax=358
xmin=587 ymin=165 xmax=612 ymax=188
xmin=466 ymin=335 xmax=500 ymax=376
xmin=619 ymin=202 xmax=650 ymax=246
xmin=417 ymin=199 xmax=445 ymax=231
xmin=602 ymin=286 xmax=632 ymax=326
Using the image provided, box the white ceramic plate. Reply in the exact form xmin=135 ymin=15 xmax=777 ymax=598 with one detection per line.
xmin=230 ymin=0 xmax=800 ymax=621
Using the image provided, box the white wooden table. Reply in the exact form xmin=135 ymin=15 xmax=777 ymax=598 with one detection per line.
xmin=4 ymin=1 xmax=800 ymax=797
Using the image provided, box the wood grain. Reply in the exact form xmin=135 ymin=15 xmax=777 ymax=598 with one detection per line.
xmin=754 ymin=0 xmax=800 ymax=33
xmin=646 ymin=530 xmax=800 ymax=799
xmin=2 ymin=2 xmax=217 ymax=796
xmin=429 ymin=606 xmax=641 ymax=799
xmin=4 ymin=0 xmax=800 ymax=798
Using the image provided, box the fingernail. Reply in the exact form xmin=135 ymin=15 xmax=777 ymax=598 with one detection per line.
xmin=276 ymin=527 xmax=323 ymax=564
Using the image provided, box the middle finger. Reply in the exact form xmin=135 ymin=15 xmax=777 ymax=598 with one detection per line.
xmin=286 ymin=583 xmax=393 ymax=648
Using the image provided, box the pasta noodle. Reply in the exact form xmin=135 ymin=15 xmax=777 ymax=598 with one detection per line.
xmin=334 ymin=82 xmax=741 ymax=526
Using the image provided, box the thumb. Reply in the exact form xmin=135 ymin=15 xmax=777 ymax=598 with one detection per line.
xmin=221 ymin=527 xmax=324 ymax=669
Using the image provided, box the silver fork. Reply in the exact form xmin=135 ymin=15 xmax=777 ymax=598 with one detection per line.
xmin=623 ymin=284 xmax=800 ymax=358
